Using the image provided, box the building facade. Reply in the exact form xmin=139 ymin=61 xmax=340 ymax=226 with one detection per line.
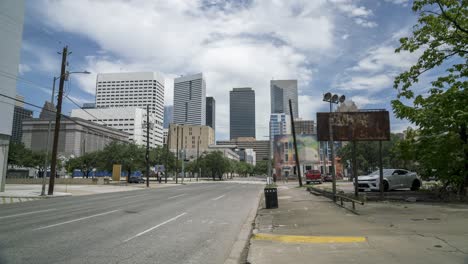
xmin=294 ymin=119 xmax=315 ymax=135
xmin=206 ymin=97 xmax=215 ymax=131
xmin=270 ymin=80 xmax=298 ymax=117
xmin=173 ymin=73 xmax=206 ymax=126
xmin=217 ymin=137 xmax=269 ymax=162
xmin=167 ymin=124 xmax=215 ymax=152
xmin=22 ymin=117 xmax=129 ymax=158
xmin=0 ymin=0 xmax=25 ymax=191
xmin=230 ymin=88 xmax=256 ymax=140
xmin=94 ymin=72 xmax=165 ymax=146
xmin=71 ymin=107 xmax=161 ymax=147
xmin=269 ymin=113 xmax=291 ymax=138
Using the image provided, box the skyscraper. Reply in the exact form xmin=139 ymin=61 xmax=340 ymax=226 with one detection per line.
xmin=11 ymin=99 xmax=33 ymax=144
xmin=270 ymin=80 xmax=299 ymax=117
xmin=230 ymin=88 xmax=255 ymax=139
xmin=206 ymin=97 xmax=215 ymax=131
xmin=173 ymin=73 xmax=206 ymax=126
xmin=163 ymin=105 xmax=173 ymax=129
xmin=93 ymin=72 xmax=165 ymax=146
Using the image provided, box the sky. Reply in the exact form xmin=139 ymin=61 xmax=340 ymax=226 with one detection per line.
xmin=16 ymin=0 xmax=428 ymax=140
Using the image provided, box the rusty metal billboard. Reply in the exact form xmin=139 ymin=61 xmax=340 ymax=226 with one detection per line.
xmin=317 ymin=111 xmax=390 ymax=141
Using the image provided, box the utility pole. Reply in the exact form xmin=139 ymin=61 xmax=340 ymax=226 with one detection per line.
xmin=175 ymin=125 xmax=179 ymax=184
xmin=196 ymin=135 xmax=200 ymax=182
xmin=289 ymin=99 xmax=302 ymax=187
xmin=164 ymin=124 xmax=170 ymax=184
xmin=146 ymin=105 xmax=150 ymax=188
xmin=48 ymin=46 xmax=69 ymax=195
xmin=329 ymin=101 xmax=337 ymax=202
xmin=181 ymin=126 xmax=185 ymax=184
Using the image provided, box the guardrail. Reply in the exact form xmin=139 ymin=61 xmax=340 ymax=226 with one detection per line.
xmin=335 ymin=194 xmax=365 ymax=211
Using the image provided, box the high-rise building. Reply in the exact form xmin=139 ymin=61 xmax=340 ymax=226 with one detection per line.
xmin=11 ymin=102 xmax=33 ymax=143
xmin=39 ymin=101 xmax=56 ymax=119
xmin=173 ymin=73 xmax=206 ymax=125
xmin=294 ymin=119 xmax=315 ymax=135
xmin=1 ymin=1 xmax=25 ymax=191
xmin=206 ymin=97 xmax=215 ymax=131
xmin=163 ymin=105 xmax=173 ymax=129
xmin=230 ymin=88 xmax=255 ymax=139
xmin=94 ymin=72 xmax=165 ymax=146
xmin=270 ymin=80 xmax=298 ymax=117
xmin=269 ymin=113 xmax=291 ymax=138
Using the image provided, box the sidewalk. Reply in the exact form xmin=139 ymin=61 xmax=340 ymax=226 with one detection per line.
xmin=247 ymin=183 xmax=468 ymax=264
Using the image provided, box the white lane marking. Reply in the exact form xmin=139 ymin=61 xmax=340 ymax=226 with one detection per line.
xmin=0 ymin=209 xmax=57 ymax=220
xmin=212 ymin=194 xmax=225 ymax=201
xmin=167 ymin=194 xmax=186 ymax=199
xmin=123 ymin=212 xmax=187 ymax=242
xmin=33 ymin=210 xmax=119 ymax=230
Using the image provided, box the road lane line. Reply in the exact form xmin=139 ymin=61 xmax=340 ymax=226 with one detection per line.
xmin=33 ymin=210 xmax=119 ymax=230
xmin=253 ymin=233 xmax=367 ymax=243
xmin=0 ymin=209 xmax=57 ymax=220
xmin=167 ymin=194 xmax=186 ymax=199
xmin=212 ymin=194 xmax=225 ymax=201
xmin=123 ymin=212 xmax=187 ymax=242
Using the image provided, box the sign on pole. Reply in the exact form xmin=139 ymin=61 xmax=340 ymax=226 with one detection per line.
xmin=316 ymin=111 xmax=390 ymax=141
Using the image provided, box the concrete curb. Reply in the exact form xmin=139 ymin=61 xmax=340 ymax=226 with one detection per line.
xmin=224 ymin=187 xmax=263 ymax=264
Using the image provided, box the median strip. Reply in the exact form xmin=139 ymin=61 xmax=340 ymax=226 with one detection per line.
xmin=123 ymin=212 xmax=187 ymax=242
xmin=253 ymin=233 xmax=367 ymax=244
xmin=34 ymin=210 xmax=119 ymax=230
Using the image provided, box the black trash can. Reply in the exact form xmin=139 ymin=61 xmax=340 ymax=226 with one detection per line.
xmin=264 ymin=187 xmax=278 ymax=209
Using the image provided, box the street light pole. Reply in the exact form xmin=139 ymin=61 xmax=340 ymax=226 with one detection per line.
xmin=146 ymin=105 xmax=150 ymax=188
xmin=41 ymin=77 xmax=58 ymax=196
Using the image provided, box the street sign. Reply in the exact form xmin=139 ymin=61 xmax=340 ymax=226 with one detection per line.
xmin=317 ymin=111 xmax=390 ymax=141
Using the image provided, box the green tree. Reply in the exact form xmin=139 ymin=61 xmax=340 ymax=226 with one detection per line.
xmin=204 ymin=151 xmax=230 ymax=180
xmin=392 ymin=0 xmax=467 ymax=194
xmin=98 ymin=142 xmax=145 ymax=182
xmin=254 ymin=160 xmax=269 ymax=176
xmin=8 ymin=143 xmax=46 ymax=171
xmin=66 ymin=152 xmax=100 ymax=178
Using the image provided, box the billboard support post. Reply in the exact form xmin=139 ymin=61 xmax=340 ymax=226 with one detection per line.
xmin=353 ymin=141 xmax=358 ymax=197
xmin=379 ymin=141 xmax=384 ymax=199
xmin=328 ymin=104 xmax=337 ymax=202
xmin=289 ymin=99 xmax=302 ymax=187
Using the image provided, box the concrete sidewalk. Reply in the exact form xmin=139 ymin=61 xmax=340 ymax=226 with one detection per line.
xmin=247 ymin=183 xmax=468 ymax=264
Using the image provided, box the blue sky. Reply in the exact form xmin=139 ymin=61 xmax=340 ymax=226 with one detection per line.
xmin=17 ymin=0 xmax=429 ymax=140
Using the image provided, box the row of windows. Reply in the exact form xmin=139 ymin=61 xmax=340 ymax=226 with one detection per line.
xmin=98 ymin=80 xmax=158 ymax=83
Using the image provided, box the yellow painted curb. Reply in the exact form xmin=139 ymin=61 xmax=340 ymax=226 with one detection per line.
xmin=253 ymin=233 xmax=366 ymax=244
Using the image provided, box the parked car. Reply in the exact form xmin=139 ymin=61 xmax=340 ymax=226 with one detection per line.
xmin=322 ymin=174 xmax=332 ymax=182
xmin=356 ymin=169 xmax=421 ymax=192
xmin=305 ymin=170 xmax=322 ymax=184
xmin=128 ymin=176 xmax=145 ymax=184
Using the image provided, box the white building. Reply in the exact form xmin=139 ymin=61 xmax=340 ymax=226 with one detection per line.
xmin=173 ymin=73 xmax=206 ymax=125
xmin=0 ymin=1 xmax=25 ymax=192
xmin=163 ymin=128 xmax=168 ymax=145
xmin=71 ymin=107 xmax=161 ymax=147
xmin=93 ymin=72 xmax=165 ymax=146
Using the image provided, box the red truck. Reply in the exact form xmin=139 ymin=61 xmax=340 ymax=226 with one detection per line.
xmin=305 ymin=170 xmax=322 ymax=184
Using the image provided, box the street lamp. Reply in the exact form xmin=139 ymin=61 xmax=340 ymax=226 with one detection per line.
xmin=41 ymin=70 xmax=91 ymax=196
xmin=143 ymin=104 xmax=155 ymax=188
xmin=263 ymin=135 xmax=272 ymax=184
xmin=322 ymin=92 xmax=345 ymax=202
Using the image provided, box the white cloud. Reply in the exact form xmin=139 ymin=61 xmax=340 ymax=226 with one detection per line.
xmin=338 ymin=74 xmax=394 ymax=91
xmin=384 ymin=0 xmax=411 ymax=6
xmin=18 ymin=64 xmax=31 ymax=75
xmin=350 ymin=95 xmax=383 ymax=108
xmin=32 ymin=0 xmax=335 ymax=140
xmin=354 ymin=18 xmax=378 ymax=28
xmin=351 ymin=45 xmax=419 ymax=73
xmin=342 ymin=34 xmax=350 ymax=40
xmin=329 ymin=0 xmax=377 ymax=27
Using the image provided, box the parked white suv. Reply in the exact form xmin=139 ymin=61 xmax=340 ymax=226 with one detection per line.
xmin=357 ymin=169 xmax=421 ymax=192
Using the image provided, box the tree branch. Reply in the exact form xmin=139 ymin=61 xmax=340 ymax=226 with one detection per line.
xmin=437 ymin=1 xmax=468 ymax=35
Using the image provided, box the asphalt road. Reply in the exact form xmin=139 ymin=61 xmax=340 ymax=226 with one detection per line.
xmin=0 ymin=182 xmax=263 ymax=264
